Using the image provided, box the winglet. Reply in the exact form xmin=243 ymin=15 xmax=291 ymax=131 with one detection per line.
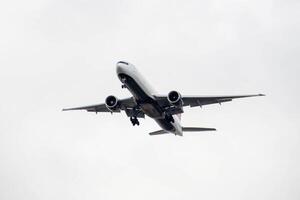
xmin=62 ymin=108 xmax=79 ymax=111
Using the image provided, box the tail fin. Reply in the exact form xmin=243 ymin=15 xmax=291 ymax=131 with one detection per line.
xmin=182 ymin=127 xmax=216 ymax=132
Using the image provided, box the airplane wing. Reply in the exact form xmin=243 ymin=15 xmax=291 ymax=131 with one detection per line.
xmin=62 ymin=97 xmax=145 ymax=117
xmin=154 ymin=94 xmax=264 ymax=112
xmin=63 ymin=103 xmax=112 ymax=112
xmin=180 ymin=94 xmax=265 ymax=107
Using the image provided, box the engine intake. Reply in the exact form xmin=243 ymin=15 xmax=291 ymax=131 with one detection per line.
xmin=167 ymin=90 xmax=183 ymax=107
xmin=105 ymin=95 xmax=119 ymax=111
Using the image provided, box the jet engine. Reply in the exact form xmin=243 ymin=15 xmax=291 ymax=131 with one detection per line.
xmin=105 ymin=95 xmax=119 ymax=111
xmin=167 ymin=90 xmax=183 ymax=107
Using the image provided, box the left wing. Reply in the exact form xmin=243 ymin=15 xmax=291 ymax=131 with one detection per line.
xmin=154 ymin=94 xmax=264 ymax=111
xmin=63 ymin=103 xmax=112 ymax=112
xmin=62 ymin=97 xmax=145 ymax=118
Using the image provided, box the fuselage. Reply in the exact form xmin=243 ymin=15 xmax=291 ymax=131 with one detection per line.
xmin=116 ymin=61 xmax=182 ymax=135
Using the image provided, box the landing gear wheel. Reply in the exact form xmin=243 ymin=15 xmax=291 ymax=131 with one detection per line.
xmin=166 ymin=115 xmax=175 ymax=123
xmin=121 ymin=84 xmax=126 ymax=89
xmin=121 ymin=77 xmax=127 ymax=83
xmin=130 ymin=117 xmax=140 ymax=126
xmin=170 ymin=116 xmax=174 ymax=123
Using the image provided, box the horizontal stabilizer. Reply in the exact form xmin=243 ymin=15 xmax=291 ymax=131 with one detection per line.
xmin=149 ymin=130 xmax=169 ymax=136
xmin=182 ymin=127 xmax=216 ymax=132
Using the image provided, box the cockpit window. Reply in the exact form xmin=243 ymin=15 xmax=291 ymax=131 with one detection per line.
xmin=118 ymin=61 xmax=128 ymax=65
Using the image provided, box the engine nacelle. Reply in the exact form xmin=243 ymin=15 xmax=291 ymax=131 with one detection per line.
xmin=105 ymin=95 xmax=119 ymax=111
xmin=167 ymin=90 xmax=183 ymax=107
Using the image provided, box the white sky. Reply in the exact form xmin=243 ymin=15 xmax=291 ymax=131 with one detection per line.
xmin=0 ymin=0 xmax=299 ymax=200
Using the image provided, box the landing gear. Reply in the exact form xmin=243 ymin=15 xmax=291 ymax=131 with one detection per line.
xmin=121 ymin=84 xmax=127 ymax=89
xmin=130 ymin=116 xmax=140 ymax=126
xmin=165 ymin=115 xmax=174 ymax=123
xmin=120 ymin=76 xmax=127 ymax=83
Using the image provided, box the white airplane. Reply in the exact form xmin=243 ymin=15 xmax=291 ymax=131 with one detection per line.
xmin=63 ymin=61 xmax=264 ymax=136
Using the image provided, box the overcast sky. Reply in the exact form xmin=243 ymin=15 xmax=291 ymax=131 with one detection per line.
xmin=0 ymin=0 xmax=299 ymax=200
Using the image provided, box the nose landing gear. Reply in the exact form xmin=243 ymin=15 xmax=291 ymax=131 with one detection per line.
xmin=130 ymin=116 xmax=140 ymax=126
xmin=120 ymin=76 xmax=127 ymax=83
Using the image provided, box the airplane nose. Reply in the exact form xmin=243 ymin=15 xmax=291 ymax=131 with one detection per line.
xmin=117 ymin=61 xmax=129 ymax=65
xmin=116 ymin=61 xmax=130 ymax=76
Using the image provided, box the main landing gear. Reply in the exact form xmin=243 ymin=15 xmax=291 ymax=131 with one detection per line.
xmin=165 ymin=114 xmax=175 ymax=123
xmin=130 ymin=116 xmax=140 ymax=126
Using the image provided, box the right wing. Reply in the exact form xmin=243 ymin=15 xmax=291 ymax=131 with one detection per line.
xmin=62 ymin=97 xmax=145 ymax=118
xmin=154 ymin=94 xmax=264 ymax=115
xmin=155 ymin=94 xmax=264 ymax=108
xmin=180 ymin=94 xmax=265 ymax=107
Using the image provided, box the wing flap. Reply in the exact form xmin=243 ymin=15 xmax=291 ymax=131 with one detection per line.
xmin=189 ymin=99 xmax=232 ymax=107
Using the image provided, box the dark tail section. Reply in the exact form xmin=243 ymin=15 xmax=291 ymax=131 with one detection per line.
xmin=182 ymin=127 xmax=216 ymax=132
xmin=149 ymin=127 xmax=216 ymax=136
xmin=149 ymin=130 xmax=169 ymax=136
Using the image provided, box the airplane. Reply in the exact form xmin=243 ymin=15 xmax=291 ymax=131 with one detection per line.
xmin=63 ymin=61 xmax=264 ymax=136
